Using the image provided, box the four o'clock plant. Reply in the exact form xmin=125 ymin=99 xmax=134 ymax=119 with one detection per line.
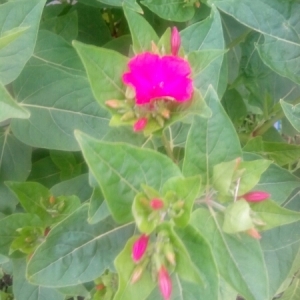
xmin=1 ymin=1 xmax=300 ymax=300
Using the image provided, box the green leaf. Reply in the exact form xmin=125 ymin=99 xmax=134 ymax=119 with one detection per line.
xmin=13 ymin=258 xmax=64 ymax=300
xmin=88 ymin=188 xmax=111 ymax=224
xmin=75 ymin=131 xmax=182 ymax=223
xmin=183 ymin=86 xmax=242 ymax=183
xmin=0 ymin=213 xmax=43 ymax=256
xmin=281 ymin=99 xmax=300 ymax=133
xmin=0 ymin=26 xmax=29 ymax=50
xmin=210 ymin=0 xmax=300 ymax=84
xmin=51 ymin=174 xmax=93 ymax=202
xmin=0 ymin=83 xmax=29 ymax=122
xmin=27 ymin=205 xmax=135 ymax=286
xmin=6 ymin=182 xmax=51 ymax=222
xmin=73 ymin=40 xmax=128 ymax=107
xmin=280 ymin=278 xmax=300 ymax=300
xmin=191 ymin=208 xmax=269 ymax=300
xmin=238 ymin=159 xmax=272 ymax=195
xmin=261 ymin=222 xmax=300 ymax=297
xmin=97 ymin=0 xmax=143 ymax=13
xmin=181 ymin=7 xmax=226 ymax=97
xmin=50 ymin=150 xmax=81 ymax=181
xmin=244 ymin=152 xmax=300 ymax=205
xmin=223 ymin=200 xmax=253 ymax=234
xmin=141 ymin=0 xmax=195 ymax=22
xmin=212 ymin=160 xmax=237 ymax=195
xmin=114 ymin=236 xmax=156 ymax=300
xmin=159 ymin=222 xmax=202 ymax=285
xmin=123 ymin=7 xmax=159 ymax=54
xmin=162 ymin=176 xmax=202 ymax=227
xmin=175 ymin=225 xmax=219 ymax=300
xmin=0 ymin=0 xmax=46 ymax=84
xmin=251 ymin=200 xmax=300 ymax=231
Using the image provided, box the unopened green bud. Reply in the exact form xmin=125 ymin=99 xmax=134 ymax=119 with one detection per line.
xmin=120 ymin=111 xmax=135 ymax=121
xmin=156 ymin=115 xmax=165 ymax=127
xmin=105 ymin=100 xmax=125 ymax=109
xmin=172 ymin=200 xmax=185 ymax=210
xmin=163 ymin=243 xmax=176 ymax=266
xmin=125 ymin=86 xmax=136 ymax=99
xmin=131 ymin=265 xmax=144 ymax=284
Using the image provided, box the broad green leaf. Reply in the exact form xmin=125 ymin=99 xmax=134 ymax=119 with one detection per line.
xmin=0 ymin=127 xmax=32 ymax=213
xmin=0 ymin=26 xmax=29 ymax=50
xmin=13 ymin=258 xmax=64 ymax=300
xmin=0 ymin=214 xmax=43 ymax=256
xmin=238 ymin=159 xmax=272 ymax=195
xmin=210 ymin=0 xmax=300 ymax=84
xmin=141 ymin=0 xmax=195 ymax=22
xmin=222 ymin=88 xmax=247 ymax=127
xmin=0 ymin=0 xmax=46 ymax=84
xmin=27 ymin=205 xmax=135 ymax=286
xmin=72 ymin=40 xmax=127 ymax=107
xmin=88 ymin=188 xmax=111 ymax=224
xmin=183 ymin=86 xmax=242 ymax=183
xmin=123 ymin=7 xmax=159 ymax=54
xmin=6 ymin=182 xmax=51 ymax=223
xmin=212 ymin=160 xmax=237 ymax=195
xmin=218 ymin=277 xmax=238 ymax=300
xmin=244 ymin=137 xmax=300 ymax=166
xmin=244 ymin=152 xmax=300 ymax=205
xmin=76 ymin=2 xmax=112 ymax=46
xmin=11 ymin=30 xmax=143 ymax=151
xmin=251 ymin=200 xmax=300 ymax=231
xmin=280 ymin=278 xmax=300 ymax=300
xmin=75 ymin=131 xmax=182 ymax=222
xmin=162 ymin=176 xmax=202 ymax=227
xmin=114 ymin=236 xmax=156 ymax=300
xmin=27 ymin=156 xmax=61 ymax=188
xmin=175 ymin=225 xmax=219 ymax=300
xmin=257 ymin=35 xmax=300 ymax=85
xmin=0 ymin=83 xmax=29 ymax=122
xmin=57 ymin=284 xmax=90 ymax=299
xmin=223 ymin=200 xmax=253 ymax=234
xmin=51 ymin=174 xmax=93 ymax=202
xmin=261 ymin=222 xmax=300 ymax=297
xmin=191 ymin=208 xmax=269 ymax=300
xmin=97 ymin=0 xmax=143 ymax=13
xmin=50 ymin=150 xmax=81 ymax=181
xmin=181 ymin=7 xmax=226 ymax=97
xmin=281 ymin=99 xmax=300 ymax=133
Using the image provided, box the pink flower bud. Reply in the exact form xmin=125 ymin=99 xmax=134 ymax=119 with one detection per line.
xmin=158 ymin=266 xmax=172 ymax=300
xmin=133 ymin=117 xmax=148 ymax=132
xmin=246 ymin=228 xmax=261 ymax=240
xmin=132 ymin=234 xmax=149 ymax=262
xmin=171 ymin=27 xmax=181 ymax=56
xmin=150 ymin=198 xmax=164 ymax=210
xmin=241 ymin=191 xmax=270 ymax=202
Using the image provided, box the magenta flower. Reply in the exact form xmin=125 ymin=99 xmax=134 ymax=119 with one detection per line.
xmin=158 ymin=266 xmax=172 ymax=300
xmin=122 ymin=52 xmax=193 ymax=105
xmin=132 ymin=234 xmax=149 ymax=263
xmin=241 ymin=191 xmax=270 ymax=202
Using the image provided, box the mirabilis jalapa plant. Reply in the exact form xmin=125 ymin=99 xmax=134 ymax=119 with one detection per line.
xmin=1 ymin=1 xmax=300 ymax=300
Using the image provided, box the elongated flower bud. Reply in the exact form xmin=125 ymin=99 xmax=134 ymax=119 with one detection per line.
xmin=246 ymin=228 xmax=261 ymax=240
xmin=158 ymin=266 xmax=172 ymax=300
xmin=131 ymin=265 xmax=144 ymax=284
xmin=133 ymin=117 xmax=148 ymax=132
xmin=241 ymin=191 xmax=270 ymax=202
xmin=132 ymin=234 xmax=149 ymax=262
xmin=171 ymin=27 xmax=181 ymax=56
xmin=150 ymin=198 xmax=164 ymax=210
xmin=105 ymin=100 xmax=124 ymax=109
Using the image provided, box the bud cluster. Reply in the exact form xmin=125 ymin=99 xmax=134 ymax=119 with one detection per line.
xmin=130 ymin=230 xmax=175 ymax=300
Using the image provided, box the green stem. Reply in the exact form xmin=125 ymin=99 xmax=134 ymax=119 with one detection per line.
xmin=162 ymin=132 xmax=175 ymax=162
xmin=107 ymin=9 xmax=115 ymax=37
